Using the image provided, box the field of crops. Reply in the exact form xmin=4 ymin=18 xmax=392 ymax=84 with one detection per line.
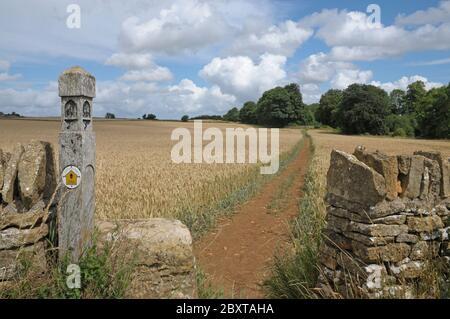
xmin=0 ymin=118 xmax=302 ymax=235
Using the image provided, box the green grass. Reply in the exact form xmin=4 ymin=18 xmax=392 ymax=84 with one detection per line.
xmin=0 ymin=236 xmax=135 ymax=299
xmin=264 ymin=133 xmax=327 ymax=299
xmin=196 ymin=267 xmax=225 ymax=299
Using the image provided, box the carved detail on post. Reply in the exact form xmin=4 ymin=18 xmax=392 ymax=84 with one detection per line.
xmin=58 ymin=66 xmax=96 ymax=262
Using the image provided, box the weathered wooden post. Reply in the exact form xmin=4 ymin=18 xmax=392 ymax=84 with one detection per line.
xmin=58 ymin=66 xmax=96 ymax=262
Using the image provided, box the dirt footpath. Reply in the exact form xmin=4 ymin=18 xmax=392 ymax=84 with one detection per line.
xmin=194 ymin=137 xmax=311 ymax=298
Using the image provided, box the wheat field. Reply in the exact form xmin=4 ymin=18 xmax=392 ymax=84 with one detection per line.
xmin=0 ymin=118 xmax=302 ymax=233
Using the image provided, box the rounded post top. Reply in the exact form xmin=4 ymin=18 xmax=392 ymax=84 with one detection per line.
xmin=59 ymin=66 xmax=96 ymax=98
xmin=61 ymin=66 xmax=92 ymax=76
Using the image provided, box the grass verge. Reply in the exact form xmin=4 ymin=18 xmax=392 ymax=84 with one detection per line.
xmin=0 ymin=235 xmax=135 ymax=299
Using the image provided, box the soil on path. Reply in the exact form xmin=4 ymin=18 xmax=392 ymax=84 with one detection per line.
xmin=194 ymin=136 xmax=311 ymax=298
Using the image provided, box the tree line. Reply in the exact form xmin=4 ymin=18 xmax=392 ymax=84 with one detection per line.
xmin=221 ymin=80 xmax=450 ymax=139
xmin=223 ymin=83 xmax=314 ymax=127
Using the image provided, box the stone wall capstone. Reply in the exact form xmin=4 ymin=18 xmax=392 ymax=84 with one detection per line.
xmin=317 ymin=146 xmax=450 ymax=298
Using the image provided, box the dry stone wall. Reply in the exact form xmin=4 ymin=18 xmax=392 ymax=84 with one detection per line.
xmin=317 ymin=146 xmax=450 ymax=298
xmin=0 ymin=138 xmax=196 ymax=298
xmin=0 ymin=140 xmax=57 ymax=282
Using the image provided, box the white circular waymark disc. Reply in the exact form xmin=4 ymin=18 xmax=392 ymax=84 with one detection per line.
xmin=62 ymin=165 xmax=82 ymax=189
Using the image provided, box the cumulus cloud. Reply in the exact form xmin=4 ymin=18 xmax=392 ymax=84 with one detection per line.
xmin=300 ymin=8 xmax=450 ymax=61
xmin=200 ymin=54 xmax=287 ymax=102
xmin=105 ymin=52 xmax=173 ymax=82
xmin=230 ymin=20 xmax=313 ymax=57
xmin=105 ymin=53 xmax=155 ymax=69
xmin=396 ymin=1 xmax=450 ymax=25
xmin=94 ymin=79 xmax=236 ymax=117
xmin=120 ymin=67 xmax=173 ymax=82
xmin=301 ymin=83 xmax=322 ymax=104
xmin=0 ymin=82 xmax=58 ymax=115
xmin=0 ymin=59 xmax=21 ymax=81
xmin=165 ymin=79 xmax=236 ymax=113
xmin=371 ymin=75 xmax=444 ymax=93
xmin=331 ymin=69 xmax=373 ymax=90
xmin=119 ymin=0 xmax=229 ymax=54
xmin=298 ymin=52 xmax=372 ymax=89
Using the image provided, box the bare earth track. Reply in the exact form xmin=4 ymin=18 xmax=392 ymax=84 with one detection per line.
xmin=195 ymin=137 xmax=311 ymax=298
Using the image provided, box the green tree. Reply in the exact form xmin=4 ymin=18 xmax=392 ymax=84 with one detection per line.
xmin=223 ymin=107 xmax=240 ymax=122
xmin=316 ymin=89 xmax=343 ymax=127
xmin=181 ymin=115 xmax=189 ymax=122
xmin=338 ymin=84 xmax=392 ymax=135
xmin=143 ymin=113 xmax=156 ymax=120
xmin=239 ymin=101 xmax=258 ymax=124
xmin=405 ymin=81 xmax=426 ymax=115
xmin=256 ymin=83 xmax=308 ymax=127
xmin=256 ymin=87 xmax=293 ymax=127
xmin=386 ymin=114 xmax=415 ymax=137
xmin=285 ymin=83 xmax=310 ymax=124
xmin=418 ymin=84 xmax=450 ymax=138
xmin=389 ymin=89 xmax=406 ymax=114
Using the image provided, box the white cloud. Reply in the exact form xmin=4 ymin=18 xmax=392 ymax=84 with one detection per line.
xmin=105 ymin=53 xmax=154 ymax=69
xmin=0 ymin=60 xmax=21 ymax=81
xmin=396 ymin=1 xmax=450 ymax=25
xmin=371 ymin=75 xmax=444 ymax=93
xmin=119 ymin=0 xmax=230 ymax=55
xmin=165 ymin=79 xmax=236 ymax=113
xmin=331 ymin=69 xmax=372 ymax=90
xmin=200 ymin=54 xmax=287 ymax=102
xmin=120 ymin=67 xmax=173 ymax=82
xmin=300 ymin=8 xmax=450 ymax=61
xmin=301 ymin=83 xmax=322 ymax=104
xmin=105 ymin=52 xmax=173 ymax=82
xmin=297 ymin=52 xmax=372 ymax=89
xmin=411 ymin=57 xmax=450 ymax=66
xmin=230 ymin=20 xmax=313 ymax=57
xmin=0 ymin=81 xmax=58 ymax=115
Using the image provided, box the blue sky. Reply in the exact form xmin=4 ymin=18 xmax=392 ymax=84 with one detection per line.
xmin=0 ymin=0 xmax=449 ymax=119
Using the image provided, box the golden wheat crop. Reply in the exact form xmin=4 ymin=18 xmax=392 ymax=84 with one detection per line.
xmin=0 ymin=119 xmax=302 ymax=227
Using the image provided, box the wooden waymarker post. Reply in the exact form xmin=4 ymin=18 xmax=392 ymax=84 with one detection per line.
xmin=58 ymin=66 xmax=96 ymax=262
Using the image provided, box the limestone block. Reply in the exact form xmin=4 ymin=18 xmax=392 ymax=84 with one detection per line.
xmin=1 ymin=144 xmax=24 ymax=204
xmin=354 ymin=148 xmax=399 ymax=200
xmin=343 ymin=231 xmax=394 ymax=247
xmin=403 ymin=155 xmax=425 ymax=199
xmin=325 ymin=213 xmax=350 ymax=233
xmin=0 ymin=225 xmax=48 ymax=250
xmin=0 ymin=149 xmax=6 ymax=193
xmin=352 ymin=241 xmax=410 ymax=263
xmin=0 ymin=209 xmax=45 ymax=231
xmin=407 ymin=215 xmax=444 ymax=233
xmin=347 ymin=221 xmax=408 ymax=237
xmin=396 ymin=233 xmax=419 ymax=244
xmin=372 ymin=214 xmax=406 ymax=225
xmin=17 ymin=141 xmax=46 ymax=209
xmin=96 ymin=218 xmax=196 ymax=299
xmin=327 ymin=150 xmax=386 ymax=207
xmin=389 ymin=258 xmax=424 ymax=279
xmin=323 ymin=229 xmax=352 ymax=250
xmin=415 ymin=151 xmax=449 ymax=198
xmin=410 ymin=241 xmax=440 ymax=260
xmin=397 ymin=155 xmax=411 ymax=175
